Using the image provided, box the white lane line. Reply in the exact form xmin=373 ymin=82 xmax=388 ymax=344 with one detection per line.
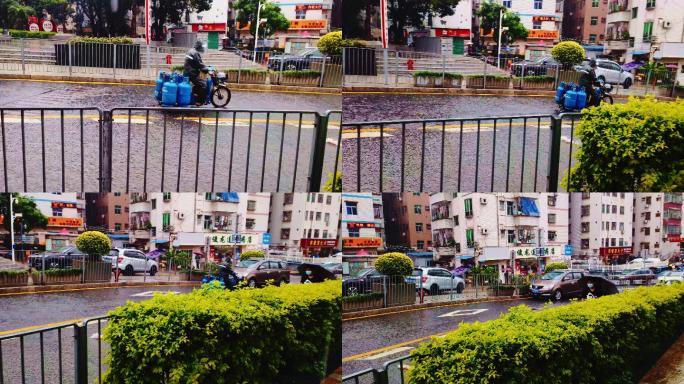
xmin=342 ymin=132 xmax=395 ymax=139
xmin=360 ymin=346 xmax=414 ymax=361
xmin=130 ymin=290 xmax=178 ymax=297
xmin=438 ymin=308 xmax=488 ymax=318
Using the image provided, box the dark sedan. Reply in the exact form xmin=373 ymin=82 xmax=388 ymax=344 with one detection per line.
xmin=619 ymin=269 xmax=656 ymax=284
xmin=342 ymin=268 xmax=383 ymax=296
xmin=510 ymin=56 xmax=558 ymax=76
xmin=28 ymin=246 xmax=86 ymax=269
xmin=267 ymin=48 xmax=327 ymax=71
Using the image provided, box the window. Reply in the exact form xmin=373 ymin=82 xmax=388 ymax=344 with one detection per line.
xmin=349 ymin=228 xmax=360 ymax=237
xmin=506 ymin=201 xmax=514 ymax=216
xmin=309 ymin=211 xmax=314 ymax=220
xmin=417 ymin=240 xmax=425 ymax=249
xmin=282 ymin=211 xmax=292 ymax=222
xmin=581 ymin=239 xmax=590 ymax=249
xmin=548 ymin=213 xmax=556 ymax=224
xmin=163 ymin=192 xmax=171 ymax=201
xmin=114 ymin=205 xmax=122 ymax=214
xmin=620 ymin=206 xmax=625 ymax=215
xmin=284 ymin=193 xmax=294 ymax=205
xmin=632 ymin=7 xmax=638 ymax=18
xmin=115 ymin=223 xmax=121 ymax=231
xmin=619 ymin=223 xmax=624 ymax=232
xmin=247 ymin=200 xmax=256 ymax=211
xmin=611 ymin=222 xmax=617 ymax=230
xmin=295 ymin=8 xmax=306 ymax=19
xmin=548 ymin=195 xmax=556 ymax=206
xmin=454 ymin=215 xmax=459 ymax=225
xmin=245 ymin=218 xmax=255 ymax=230
xmin=503 ymin=0 xmax=511 ymax=7
xmin=581 ymin=205 xmax=590 ymax=217
xmin=414 ymin=205 xmax=422 ymax=214
xmin=314 ymin=229 xmax=319 ymax=238
xmin=644 ymin=227 xmax=650 ymax=235
xmin=581 ymin=222 xmax=590 ymax=233
xmin=534 ymin=0 xmax=542 ymax=9
xmin=281 ymin=228 xmax=290 ymax=240
xmin=629 ymin=37 xmax=635 ymax=47
xmin=612 ymin=205 xmax=617 ymax=214
xmin=507 ymin=230 xmax=515 ymax=243
xmin=162 ymin=212 xmax=171 ymax=228
xmin=466 ymin=228 xmax=475 ymax=247
xmin=592 ymin=0 xmax=599 ymax=6
xmin=345 ymin=201 xmax=358 ymax=215
xmin=203 ymin=215 xmax=212 ymax=230
xmin=610 ymin=238 xmax=616 ymax=246
xmin=326 ymin=195 xmax=332 ymax=205
xmin=52 ymin=207 xmax=63 ymax=216
xmin=151 ymin=199 xmax=156 ymax=209
xmin=464 ymin=199 xmax=473 ymax=217
xmin=646 ymin=0 xmax=655 ymax=8
xmin=317 ymin=194 xmax=323 ymax=203
xmin=548 ymin=231 xmax=557 ymax=241
xmin=589 ymin=34 xmax=597 ymax=42
xmin=643 ymin=21 xmax=653 ymax=40
xmin=533 ymin=20 xmax=541 ymax=30
xmin=316 ymin=212 xmax=322 ymax=221
xmin=324 ymin=212 xmax=330 ymax=224
xmin=590 ymin=16 xmax=598 ymax=25
xmin=323 ymin=230 xmax=328 ymax=238
xmin=415 ymin=223 xmax=423 ymax=232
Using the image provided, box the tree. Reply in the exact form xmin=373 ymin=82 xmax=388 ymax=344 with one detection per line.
xmin=551 ymin=41 xmax=586 ymax=67
xmin=476 ymin=1 xmax=528 ymax=51
xmin=375 ymin=252 xmax=414 ymax=276
xmin=233 ymin=0 xmax=289 ymax=41
xmin=1 ymin=0 xmax=35 ymax=30
xmin=0 ymin=193 xmax=47 ymax=233
xmin=323 ymin=172 xmax=342 ymax=192
xmin=75 ymin=231 xmax=112 ymax=261
xmin=75 ymin=0 xmax=144 ymax=37
xmin=341 ymin=0 xmax=373 ymax=40
xmin=387 ymin=0 xmax=463 ymax=44
xmin=150 ymin=0 xmax=212 ymax=41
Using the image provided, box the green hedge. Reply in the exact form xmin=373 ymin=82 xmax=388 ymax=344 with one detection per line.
xmin=69 ymin=36 xmax=135 ymax=45
xmin=171 ymin=64 xmax=185 ymax=72
xmin=0 ymin=269 xmax=29 ymax=277
xmin=223 ymin=68 xmax=267 ymax=74
xmin=9 ymin=30 xmax=55 ymax=39
xmin=281 ymin=70 xmax=321 ymax=78
xmin=409 ymin=284 xmax=684 ymax=384
xmin=44 ymin=268 xmax=81 ymax=276
xmin=565 ymin=97 xmax=684 ymax=191
xmin=466 ymin=74 xmax=510 ymax=80
xmin=412 ymin=71 xmax=463 ymax=79
xmin=544 ymin=261 xmax=568 ymax=273
xmin=518 ymin=75 xmax=555 ymax=83
xmin=341 ymin=292 xmax=383 ymax=303
xmin=104 ymin=280 xmax=341 ymax=384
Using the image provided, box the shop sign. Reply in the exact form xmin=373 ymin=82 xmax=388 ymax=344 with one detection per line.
xmin=206 ymin=233 xmax=258 ymax=246
xmin=667 ymin=235 xmax=684 ymax=243
xmin=347 ymin=222 xmax=375 ymax=229
xmin=532 ymin=16 xmax=558 ymax=22
xmin=52 ymin=202 xmax=77 ymax=209
xmin=599 ymin=246 xmax=632 ymax=256
xmin=47 ymin=217 xmax=83 ymax=227
xmin=434 ymin=28 xmax=470 ymax=38
xmin=301 ymin=239 xmax=337 ymax=248
xmin=191 ymin=23 xmax=226 ymax=32
xmin=29 ymin=23 xmax=39 ymax=32
xmin=511 ymin=245 xmax=563 ymax=258
xmin=295 ymin=4 xmax=323 ymax=10
xmin=527 ymin=30 xmax=559 ymax=40
xmin=42 ymin=19 xmax=53 ymax=32
xmin=343 ymin=237 xmax=382 ymax=248
xmin=289 ymin=19 xmax=327 ymax=30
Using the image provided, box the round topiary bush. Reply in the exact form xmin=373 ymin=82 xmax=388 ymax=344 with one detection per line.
xmin=75 ymin=231 xmax=112 ymax=261
xmin=241 ymin=249 xmax=265 ymax=259
xmin=551 ymin=41 xmax=586 ymax=66
xmin=375 ymin=252 xmax=414 ymax=276
xmin=544 ymin=262 xmax=568 ymax=273
xmin=317 ymin=31 xmax=343 ymax=56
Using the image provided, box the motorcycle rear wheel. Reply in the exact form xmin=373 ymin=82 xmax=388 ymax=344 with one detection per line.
xmin=211 ymin=85 xmax=231 ymax=108
xmin=602 ymin=94 xmax=613 ymax=105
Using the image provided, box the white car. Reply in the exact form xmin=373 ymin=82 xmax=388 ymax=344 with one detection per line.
xmin=657 ymin=270 xmax=683 ymax=285
xmin=585 ymin=59 xmax=634 ymax=89
xmin=408 ymin=267 xmax=465 ymax=295
xmin=103 ymin=248 xmax=158 ymax=276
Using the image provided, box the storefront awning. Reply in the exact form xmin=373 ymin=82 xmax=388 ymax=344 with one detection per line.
xmin=459 ymin=255 xmax=474 ymax=260
xmin=520 ymin=197 xmax=540 ymax=217
xmin=407 ymin=252 xmax=433 ymax=258
xmin=153 ymin=239 xmax=169 ymax=244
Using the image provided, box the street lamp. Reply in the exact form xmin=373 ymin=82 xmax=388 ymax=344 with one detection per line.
xmin=253 ymin=1 xmax=265 ymax=62
xmin=497 ymin=9 xmax=508 ymax=69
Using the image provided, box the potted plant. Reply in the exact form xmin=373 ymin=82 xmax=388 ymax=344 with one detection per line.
xmin=466 ymin=74 xmax=511 ymax=89
xmin=225 ymin=69 xmax=268 ymax=84
xmin=444 ymin=73 xmax=464 ymax=88
xmin=279 ymin=70 xmax=321 ymax=86
xmin=55 ymin=36 xmax=141 ymax=69
xmin=74 ymin=231 xmax=113 ymax=283
xmin=372 ymin=252 xmax=416 ymax=306
xmin=342 ymin=292 xmax=384 ymax=312
xmin=0 ymin=269 xmax=30 ymax=287
xmin=518 ymin=75 xmax=555 ymax=89
xmin=42 ymin=268 xmax=82 ymax=285
xmin=489 ymin=283 xmax=516 ymax=296
xmin=413 ymin=71 xmax=437 ymax=87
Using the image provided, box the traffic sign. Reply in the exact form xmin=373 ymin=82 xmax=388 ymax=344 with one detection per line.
xmin=564 ymin=244 xmax=573 ymax=256
xmin=262 ymin=233 xmax=271 ymax=245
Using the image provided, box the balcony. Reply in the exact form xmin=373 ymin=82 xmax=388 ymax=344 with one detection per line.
xmin=130 ymin=201 xmax=151 ymax=213
xmin=607 ymin=0 xmax=629 ymax=14
xmin=605 ymin=39 xmax=629 ymax=51
xmin=206 ymin=200 xmax=238 ymax=213
xmin=131 ymin=229 xmax=151 ymax=240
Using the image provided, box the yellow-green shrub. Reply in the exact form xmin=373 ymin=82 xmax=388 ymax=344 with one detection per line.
xmin=103 ymin=280 xmax=341 ymax=384
xmin=544 ymin=262 xmax=568 ymax=273
xmin=375 ymin=252 xmax=414 ymax=276
xmin=409 ymin=284 xmax=684 ymax=384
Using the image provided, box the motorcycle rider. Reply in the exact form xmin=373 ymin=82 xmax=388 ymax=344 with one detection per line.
xmin=578 ymin=58 xmax=599 ymax=106
xmin=184 ymin=40 xmax=209 ymax=106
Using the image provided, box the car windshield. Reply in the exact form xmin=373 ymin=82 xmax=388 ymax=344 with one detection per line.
xmin=535 ymin=57 xmax=553 ymax=64
xmin=322 ymin=263 xmax=339 ymax=271
xmin=672 ymin=272 xmax=684 ymax=277
xmin=541 ymin=270 xmax=564 ymax=280
xmin=658 ymin=271 xmax=671 ymax=277
xmin=353 ymin=268 xmax=374 ymax=278
xmin=411 ymin=269 xmax=423 ymax=276
xmin=238 ymin=259 xmax=258 ymax=268
xmin=54 ymin=246 xmax=76 ymax=253
xmin=298 ymin=48 xmax=320 ymax=57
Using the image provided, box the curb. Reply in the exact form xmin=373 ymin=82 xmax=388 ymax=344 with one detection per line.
xmin=342 ymin=295 xmax=528 ymax=321
xmin=0 ymin=280 xmax=200 ymax=295
xmin=0 ymin=74 xmax=342 ymax=94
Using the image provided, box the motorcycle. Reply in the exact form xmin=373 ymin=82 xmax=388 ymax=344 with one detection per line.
xmin=196 ymin=66 xmax=232 ymax=108
xmin=201 ymin=263 xmax=241 ymax=290
xmin=154 ymin=65 xmax=232 ymax=108
xmin=555 ymin=79 xmax=613 ymax=113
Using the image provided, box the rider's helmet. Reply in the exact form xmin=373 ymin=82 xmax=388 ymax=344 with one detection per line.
xmin=194 ymin=40 xmax=205 ymax=53
xmin=589 ymin=58 xmax=597 ymax=68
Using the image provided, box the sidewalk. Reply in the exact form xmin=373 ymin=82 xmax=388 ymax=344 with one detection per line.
xmin=640 ymin=333 xmax=684 ymax=384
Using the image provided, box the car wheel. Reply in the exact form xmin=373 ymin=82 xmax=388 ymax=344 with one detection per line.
xmin=429 ymin=284 xmax=439 ymax=295
xmin=456 ymin=283 xmax=464 ymax=294
xmin=346 ymin=286 xmax=359 ymax=296
xmin=124 ymin=265 xmax=134 ymax=276
xmin=248 ymin=278 xmax=257 ymax=288
xmin=149 ymin=266 xmax=157 ymax=276
xmin=602 ymin=94 xmax=614 ymax=105
xmin=303 ymin=279 xmax=312 ymax=284
xmin=286 ymin=63 xmax=297 ymax=71
xmin=553 ymin=289 xmax=562 ymax=301
xmin=623 ymin=78 xmax=632 ymax=89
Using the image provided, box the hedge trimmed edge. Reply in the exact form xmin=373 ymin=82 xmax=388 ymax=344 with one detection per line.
xmin=409 ymin=284 xmax=684 ymax=384
xmin=104 ymin=280 xmax=341 ymax=384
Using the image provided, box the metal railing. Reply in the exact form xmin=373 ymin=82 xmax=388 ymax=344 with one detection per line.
xmin=342 ymin=112 xmax=581 ymax=192
xmin=0 ymin=315 xmax=110 ymax=384
xmin=0 ymin=107 xmax=342 ymax=192
xmin=342 ymin=355 xmax=413 ymax=384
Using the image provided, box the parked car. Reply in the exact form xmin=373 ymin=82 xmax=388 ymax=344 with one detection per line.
xmin=267 ymin=48 xmax=327 ymax=71
xmin=234 ymin=258 xmax=290 ymax=288
xmin=322 ymin=262 xmax=343 ymax=275
xmin=619 ymin=268 xmax=656 ymax=284
xmin=577 ymin=58 xmax=634 ymax=88
xmin=28 ymin=246 xmax=86 ymax=269
xmin=657 ymin=270 xmax=684 ymax=284
xmin=103 ymin=248 xmax=158 ymax=276
xmin=342 ymin=268 xmax=383 ymax=296
xmin=530 ymin=269 xmax=588 ymax=301
xmin=510 ymin=56 xmax=558 ymax=76
xmin=407 ymin=267 xmax=465 ymax=295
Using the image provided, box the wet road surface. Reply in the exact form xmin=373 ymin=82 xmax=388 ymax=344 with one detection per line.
xmin=0 ymin=81 xmax=341 ymax=192
xmin=342 ymin=298 xmax=566 ymax=377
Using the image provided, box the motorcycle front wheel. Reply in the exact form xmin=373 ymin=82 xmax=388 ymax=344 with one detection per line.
xmin=211 ymin=85 xmax=231 ymax=108
xmin=602 ymin=94 xmax=614 ymax=105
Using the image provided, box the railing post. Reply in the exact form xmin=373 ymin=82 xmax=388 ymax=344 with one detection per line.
xmin=319 ymin=57 xmax=326 ymax=87
xmin=394 ymin=51 xmax=399 ymax=86
xmin=278 ymin=55 xmax=285 ymax=85
xmin=547 ymin=114 xmax=563 ymax=192
xmin=441 ymin=54 xmax=446 ymax=84
xmin=68 ymin=40 xmax=72 ymax=77
xmin=383 ymin=48 xmax=389 ymax=85
xmin=373 ymin=368 xmax=389 ymax=384
xmin=20 ymin=38 xmax=25 ymax=75
xmin=145 ymin=44 xmax=151 ymax=77
xmin=307 ymin=113 xmax=329 ymax=192
xmin=382 ymin=276 xmax=387 ymax=308
xmin=74 ymin=323 xmax=88 ymax=384
xmin=112 ymin=43 xmax=116 ymax=78
xmin=99 ymin=110 xmax=114 ymax=192
xmin=483 ymin=57 xmax=487 ymax=89
xmin=41 ymin=254 xmax=45 ymax=285
xmin=81 ymin=254 xmax=85 ymax=284
xmin=237 ymin=53 xmax=242 ymax=84
xmin=341 ymin=47 xmax=346 ymax=87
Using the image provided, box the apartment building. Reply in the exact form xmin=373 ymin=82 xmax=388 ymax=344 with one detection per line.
xmin=383 ymin=193 xmax=432 ymax=251
xmin=23 ymin=193 xmax=86 ymax=250
xmin=128 ymin=193 xmax=270 ymax=258
xmin=411 ymin=0 xmax=472 ymax=55
xmin=430 ymin=193 xmax=571 ymax=277
xmin=341 ymin=193 xmax=383 ymax=254
xmin=632 ymin=193 xmax=683 ymax=258
xmin=562 ymin=0 xmax=609 ymax=44
xmin=84 ymin=192 xmax=130 ymax=247
xmin=269 ymin=193 xmax=341 ymax=256
xmin=605 ymin=0 xmax=684 ymax=81
xmin=270 ymin=0 xmax=335 ymax=51
xmin=569 ymin=192 xmax=634 ymax=262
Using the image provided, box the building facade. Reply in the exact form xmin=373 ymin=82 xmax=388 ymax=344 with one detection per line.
xmin=495 ymin=0 xmax=562 ymax=59
xmin=562 ymin=0 xmax=608 ymax=45
xmin=271 ymin=0 xmax=335 ymax=52
xmin=382 ymin=193 xmax=433 ymax=251
xmin=24 ymin=193 xmax=86 ymax=251
xmin=269 ymin=192 xmax=341 ymax=256
xmin=569 ymin=192 xmax=634 ymax=262
xmin=632 ymin=193 xmax=683 ymax=258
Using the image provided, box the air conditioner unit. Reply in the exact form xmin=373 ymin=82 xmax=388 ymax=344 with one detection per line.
xmin=480 ymin=228 xmax=488 ymax=235
xmin=663 ymin=21 xmax=672 ymax=28
xmin=480 ymin=198 xmax=487 ymax=205
xmin=177 ymin=212 xmax=185 ymax=220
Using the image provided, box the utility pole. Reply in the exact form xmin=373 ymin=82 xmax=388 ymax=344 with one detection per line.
xmin=233 ymin=213 xmax=241 ymax=265
xmin=497 ymin=8 xmax=504 ymax=69
xmin=253 ymin=1 xmax=263 ymax=62
xmin=9 ymin=195 xmax=15 ymax=262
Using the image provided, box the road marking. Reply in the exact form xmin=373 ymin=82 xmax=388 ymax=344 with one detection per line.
xmin=360 ymin=346 xmax=414 ymax=360
xmin=438 ymin=308 xmax=488 ymax=318
xmin=0 ymin=283 xmax=198 ymax=297
xmin=342 ymin=91 xmax=552 ymax=98
xmin=0 ymin=317 xmax=86 ymax=337
xmin=342 ymin=132 xmax=394 ymax=139
xmin=342 ymin=330 xmax=456 ymax=363
xmin=130 ymin=290 xmax=179 ymax=297
xmin=90 ymin=332 xmax=101 ymax=339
